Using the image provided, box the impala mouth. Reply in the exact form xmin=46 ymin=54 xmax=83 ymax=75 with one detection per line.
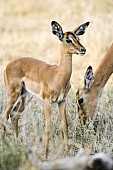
xmin=80 ymin=51 xmax=86 ymax=56
xmin=75 ymin=51 xmax=86 ymax=55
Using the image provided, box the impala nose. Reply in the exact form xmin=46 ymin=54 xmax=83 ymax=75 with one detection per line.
xmin=81 ymin=48 xmax=86 ymax=53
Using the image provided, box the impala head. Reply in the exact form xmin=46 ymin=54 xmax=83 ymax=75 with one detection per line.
xmin=51 ymin=21 xmax=90 ymax=56
xmin=76 ymin=66 xmax=97 ymax=125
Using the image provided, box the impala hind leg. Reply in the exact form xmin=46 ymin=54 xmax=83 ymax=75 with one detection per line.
xmin=10 ymin=95 xmax=26 ymax=139
xmin=11 ymin=113 xmax=20 ymax=139
xmin=58 ymin=101 xmax=68 ymax=149
xmin=44 ymin=99 xmax=52 ymax=159
xmin=10 ymin=81 xmax=33 ymax=138
xmin=1 ymin=92 xmax=19 ymax=138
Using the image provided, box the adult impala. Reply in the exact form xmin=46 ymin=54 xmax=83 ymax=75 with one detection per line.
xmin=2 ymin=21 xmax=90 ymax=157
xmin=76 ymin=43 xmax=113 ymax=125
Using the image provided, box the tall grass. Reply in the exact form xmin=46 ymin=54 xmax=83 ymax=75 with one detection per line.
xmin=0 ymin=0 xmax=113 ymax=169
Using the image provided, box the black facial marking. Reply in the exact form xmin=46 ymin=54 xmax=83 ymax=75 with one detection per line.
xmin=66 ymin=39 xmax=72 ymax=44
xmin=92 ymin=158 xmax=105 ymax=170
xmin=78 ymin=98 xmax=84 ymax=105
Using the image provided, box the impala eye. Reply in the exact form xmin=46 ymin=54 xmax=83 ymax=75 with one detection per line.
xmin=78 ymin=98 xmax=84 ymax=105
xmin=66 ymin=39 xmax=72 ymax=44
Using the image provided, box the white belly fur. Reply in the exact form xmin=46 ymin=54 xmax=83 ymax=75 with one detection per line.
xmin=25 ymin=87 xmax=43 ymax=100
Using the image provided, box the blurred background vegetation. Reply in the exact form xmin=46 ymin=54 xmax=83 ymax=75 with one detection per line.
xmin=0 ymin=0 xmax=113 ymax=87
xmin=0 ymin=0 xmax=113 ymax=169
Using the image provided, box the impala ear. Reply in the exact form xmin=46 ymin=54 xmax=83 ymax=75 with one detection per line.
xmin=84 ymin=66 xmax=94 ymax=90
xmin=51 ymin=21 xmax=64 ymax=41
xmin=73 ymin=21 xmax=90 ymax=36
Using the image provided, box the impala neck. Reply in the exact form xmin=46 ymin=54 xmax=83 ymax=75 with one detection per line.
xmin=92 ymin=43 xmax=113 ymax=91
xmin=58 ymin=44 xmax=72 ymax=85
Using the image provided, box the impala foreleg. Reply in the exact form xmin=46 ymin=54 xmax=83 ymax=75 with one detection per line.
xmin=44 ymin=99 xmax=52 ymax=158
xmin=58 ymin=100 xmax=68 ymax=145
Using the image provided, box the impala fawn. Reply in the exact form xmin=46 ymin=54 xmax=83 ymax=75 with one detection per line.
xmin=76 ymin=43 xmax=113 ymax=125
xmin=2 ymin=21 xmax=90 ymax=157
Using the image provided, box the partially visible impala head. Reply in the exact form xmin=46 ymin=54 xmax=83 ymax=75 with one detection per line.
xmin=76 ymin=66 xmax=99 ymax=125
xmin=51 ymin=21 xmax=90 ymax=56
xmin=76 ymin=44 xmax=113 ymax=125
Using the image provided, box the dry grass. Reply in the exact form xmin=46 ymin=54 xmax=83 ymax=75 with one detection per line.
xmin=0 ymin=0 xmax=113 ymax=169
